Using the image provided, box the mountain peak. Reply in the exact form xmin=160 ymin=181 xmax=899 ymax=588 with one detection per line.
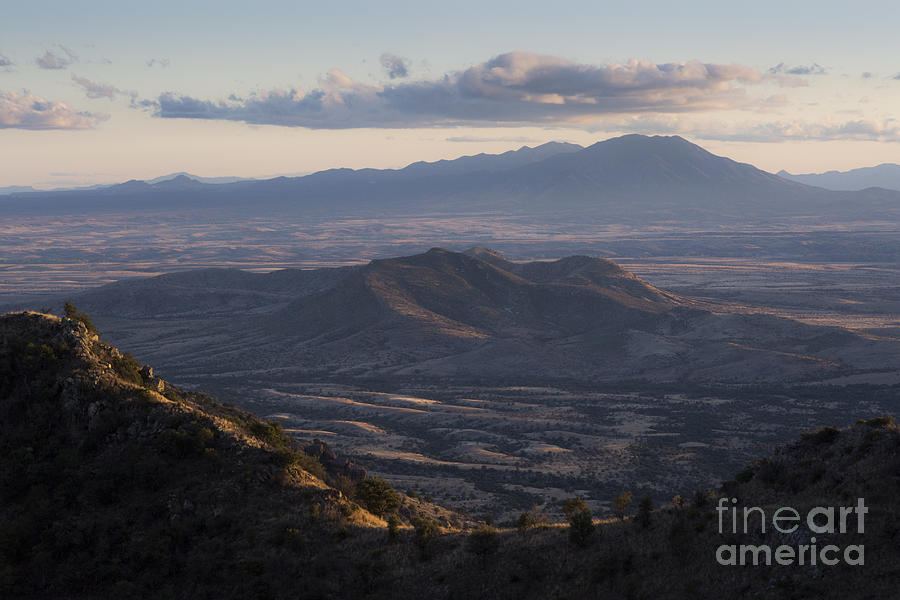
xmin=585 ymin=133 xmax=701 ymax=153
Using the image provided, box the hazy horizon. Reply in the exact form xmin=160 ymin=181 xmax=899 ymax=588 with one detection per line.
xmin=2 ymin=1 xmax=900 ymax=189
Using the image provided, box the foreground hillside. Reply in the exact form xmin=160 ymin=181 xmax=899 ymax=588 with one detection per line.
xmin=0 ymin=312 xmax=459 ymax=598
xmin=2 ymin=311 xmax=899 ymax=598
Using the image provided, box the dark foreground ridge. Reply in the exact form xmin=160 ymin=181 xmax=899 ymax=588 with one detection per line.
xmin=2 ymin=311 xmax=899 ymax=598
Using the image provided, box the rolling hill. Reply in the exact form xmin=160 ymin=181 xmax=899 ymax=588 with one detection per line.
xmin=58 ymin=248 xmax=900 ymax=385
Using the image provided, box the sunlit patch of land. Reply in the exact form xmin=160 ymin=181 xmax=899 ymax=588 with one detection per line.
xmin=225 ymin=381 xmax=900 ymax=522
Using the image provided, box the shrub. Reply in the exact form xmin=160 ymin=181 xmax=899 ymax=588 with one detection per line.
xmin=412 ymin=517 xmax=440 ymax=557
xmin=63 ymin=301 xmax=98 ymax=334
xmin=111 ymin=352 xmax=142 ymax=385
xmin=515 ymin=506 xmax=548 ymax=532
xmin=159 ymin=424 xmax=214 ymax=458
xmin=387 ymin=514 xmax=401 ymax=538
xmin=249 ymin=420 xmax=291 ymax=449
xmin=734 ymin=466 xmax=755 ymax=483
xmin=21 ymin=342 xmax=68 ymax=370
xmin=466 ymin=525 xmax=499 ymax=556
xmin=355 ymin=477 xmax=401 ymax=517
xmin=804 ymin=426 xmax=840 ymax=445
xmin=692 ymin=489 xmax=716 ymax=508
xmin=861 ymin=415 xmax=895 ymax=429
xmin=756 ymin=459 xmax=786 ymax=484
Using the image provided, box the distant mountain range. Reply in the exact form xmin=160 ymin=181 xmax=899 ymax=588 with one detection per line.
xmin=0 ymin=172 xmax=258 ymax=196
xmin=4 ymin=135 xmax=899 ymax=228
xmin=778 ymin=163 xmax=900 ymax=192
xmin=64 ymin=247 xmax=899 ymax=385
xmin=0 ymin=184 xmax=37 ymax=195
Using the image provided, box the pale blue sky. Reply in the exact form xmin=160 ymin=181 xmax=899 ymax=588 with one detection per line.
xmin=2 ymin=0 xmax=899 ymax=187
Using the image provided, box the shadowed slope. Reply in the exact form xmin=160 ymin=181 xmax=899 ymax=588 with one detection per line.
xmin=0 ymin=312 xmax=461 ymax=598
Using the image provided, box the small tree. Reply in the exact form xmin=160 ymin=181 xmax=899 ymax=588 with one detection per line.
xmin=563 ymin=497 xmax=594 ymax=547
xmin=387 ymin=514 xmax=401 ymax=538
xmin=613 ymin=491 xmax=633 ymax=520
xmin=63 ymin=301 xmax=98 ymax=334
xmin=516 ymin=505 xmax=548 ymax=532
xmin=562 ymin=497 xmax=590 ymax=521
xmin=636 ymin=496 xmax=654 ymax=528
xmin=568 ymin=508 xmax=594 ymax=547
xmin=355 ymin=477 xmax=401 ymax=517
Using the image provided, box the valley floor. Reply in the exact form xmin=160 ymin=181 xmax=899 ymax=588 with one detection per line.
xmin=192 ymin=378 xmax=900 ymax=523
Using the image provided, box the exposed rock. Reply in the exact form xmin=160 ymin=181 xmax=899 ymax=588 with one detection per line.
xmin=304 ymin=439 xmax=367 ymax=482
xmin=146 ymin=376 xmax=165 ymax=394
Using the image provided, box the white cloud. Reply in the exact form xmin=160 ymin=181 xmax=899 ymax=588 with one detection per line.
xmin=596 ymin=114 xmax=900 ymax=143
xmin=149 ymin=51 xmax=769 ymax=129
xmin=0 ymin=90 xmax=106 ymax=129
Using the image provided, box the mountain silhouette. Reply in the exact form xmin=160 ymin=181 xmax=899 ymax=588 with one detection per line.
xmin=6 ymin=135 xmax=899 ymax=225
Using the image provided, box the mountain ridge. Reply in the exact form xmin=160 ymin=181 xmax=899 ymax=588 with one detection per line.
xmin=58 ymin=247 xmax=900 ymax=385
xmin=6 ymin=135 xmax=899 ymax=227
xmin=779 ymin=163 xmax=900 ymax=192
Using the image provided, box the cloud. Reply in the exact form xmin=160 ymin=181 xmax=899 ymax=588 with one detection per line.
xmin=0 ymin=54 xmax=12 ymax=70
xmin=148 ymin=51 xmax=767 ymax=129
xmin=0 ymin=90 xmax=107 ymax=129
xmin=380 ymin=53 xmax=410 ymax=79
xmin=35 ymin=45 xmax=78 ymax=70
xmin=598 ymin=114 xmax=900 ymax=143
xmin=147 ymin=58 xmax=170 ymax=68
xmin=446 ymin=135 xmax=542 ymax=143
xmin=768 ymin=62 xmax=827 ymax=76
xmin=71 ymin=74 xmax=121 ymax=99
xmin=894 ymin=73 xmax=900 ymax=80
xmin=753 ymin=94 xmax=789 ymax=113
xmin=861 ymin=72 xmax=873 ymax=79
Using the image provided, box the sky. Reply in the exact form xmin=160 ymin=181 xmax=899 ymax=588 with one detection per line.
xmin=2 ymin=0 xmax=900 ymax=189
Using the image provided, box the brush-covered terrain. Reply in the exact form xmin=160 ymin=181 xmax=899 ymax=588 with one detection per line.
xmin=9 ymin=248 xmax=900 ymax=521
xmin=0 ymin=312 xmax=460 ymax=598
xmin=2 ymin=311 xmax=899 ymax=598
